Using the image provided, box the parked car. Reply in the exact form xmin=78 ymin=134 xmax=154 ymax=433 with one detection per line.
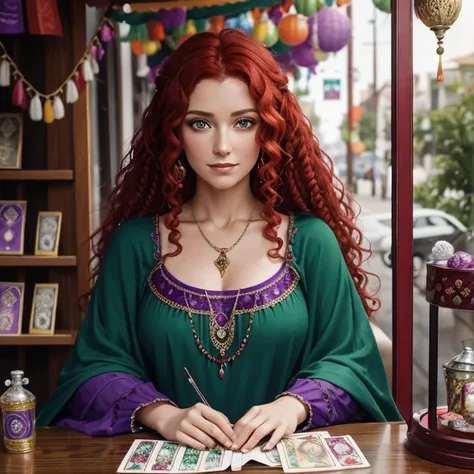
xmin=358 ymin=209 xmax=469 ymax=277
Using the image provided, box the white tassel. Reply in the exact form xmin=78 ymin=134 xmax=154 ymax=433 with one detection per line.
xmin=66 ymin=80 xmax=79 ymax=104
xmin=0 ymin=59 xmax=10 ymax=86
xmin=90 ymin=55 xmax=100 ymax=75
xmin=29 ymin=95 xmax=42 ymax=121
xmin=53 ymin=96 xmax=65 ymax=120
xmin=82 ymin=58 xmax=94 ymax=82
xmin=136 ymin=54 xmax=149 ymax=78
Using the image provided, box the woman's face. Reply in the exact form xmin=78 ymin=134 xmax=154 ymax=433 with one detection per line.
xmin=180 ymin=77 xmax=261 ymax=191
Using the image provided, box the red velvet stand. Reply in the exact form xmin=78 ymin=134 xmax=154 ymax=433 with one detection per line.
xmin=405 ymin=263 xmax=474 ymax=469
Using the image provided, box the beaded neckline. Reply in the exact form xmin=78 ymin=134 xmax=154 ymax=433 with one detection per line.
xmin=147 ymin=214 xmax=300 ymax=314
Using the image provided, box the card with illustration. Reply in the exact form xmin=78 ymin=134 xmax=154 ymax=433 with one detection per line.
xmin=117 ymin=440 xmax=159 ymax=473
xmin=277 ymin=433 xmax=335 ymax=472
xmin=322 ymin=436 xmax=370 ymax=469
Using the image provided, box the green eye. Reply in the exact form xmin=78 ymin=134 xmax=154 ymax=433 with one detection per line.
xmin=191 ymin=120 xmax=209 ymax=130
xmin=235 ymin=119 xmax=255 ymax=129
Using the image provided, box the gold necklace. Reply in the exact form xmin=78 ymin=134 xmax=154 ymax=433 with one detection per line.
xmin=190 ymin=206 xmax=253 ymax=278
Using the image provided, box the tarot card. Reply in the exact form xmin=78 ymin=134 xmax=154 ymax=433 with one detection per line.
xmin=145 ymin=441 xmax=180 ymax=472
xmin=117 ymin=440 xmax=159 ymax=473
xmin=322 ymin=436 xmax=370 ymax=469
xmin=174 ymin=446 xmax=205 ymax=472
xmin=277 ymin=433 xmax=335 ymax=472
xmin=199 ymin=446 xmax=232 ymax=472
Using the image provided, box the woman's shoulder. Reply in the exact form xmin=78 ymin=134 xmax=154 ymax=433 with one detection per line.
xmin=107 ymin=216 xmax=156 ymax=252
xmin=293 ymin=213 xmax=338 ymax=245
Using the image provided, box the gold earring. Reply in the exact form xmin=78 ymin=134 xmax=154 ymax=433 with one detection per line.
xmin=173 ymin=159 xmax=186 ymax=188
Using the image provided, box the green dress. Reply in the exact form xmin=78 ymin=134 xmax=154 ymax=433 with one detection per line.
xmin=37 ymin=214 xmax=402 ymax=426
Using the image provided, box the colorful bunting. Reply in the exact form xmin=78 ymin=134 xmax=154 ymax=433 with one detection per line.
xmin=0 ymin=0 xmax=24 ymax=34
xmin=25 ymin=0 xmax=62 ymax=36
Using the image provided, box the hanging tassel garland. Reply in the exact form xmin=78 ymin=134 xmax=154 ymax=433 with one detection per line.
xmin=0 ymin=59 xmax=10 ymax=86
xmin=74 ymin=70 xmax=87 ymax=93
xmin=90 ymin=55 xmax=100 ymax=75
xmin=0 ymin=9 xmax=112 ymax=124
xmin=12 ymin=79 xmax=27 ymax=109
xmin=43 ymin=99 xmax=55 ymax=124
xmin=29 ymin=95 xmax=42 ymax=121
xmin=66 ymin=79 xmax=79 ymax=104
xmin=53 ymin=96 xmax=65 ymax=119
xmin=82 ymin=58 xmax=94 ymax=82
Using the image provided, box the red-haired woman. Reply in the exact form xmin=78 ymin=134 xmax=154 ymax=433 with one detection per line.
xmin=38 ymin=29 xmax=401 ymax=453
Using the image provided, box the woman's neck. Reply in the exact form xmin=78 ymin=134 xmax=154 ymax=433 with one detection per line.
xmin=187 ymin=178 xmax=259 ymax=228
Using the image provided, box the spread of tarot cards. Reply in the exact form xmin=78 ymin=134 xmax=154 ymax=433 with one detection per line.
xmin=117 ymin=432 xmax=370 ymax=473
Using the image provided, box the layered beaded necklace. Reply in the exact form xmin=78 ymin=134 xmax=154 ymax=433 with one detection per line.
xmin=183 ymin=290 xmax=254 ymax=379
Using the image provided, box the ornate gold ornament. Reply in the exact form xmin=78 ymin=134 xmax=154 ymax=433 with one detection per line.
xmin=414 ymin=0 xmax=463 ymax=82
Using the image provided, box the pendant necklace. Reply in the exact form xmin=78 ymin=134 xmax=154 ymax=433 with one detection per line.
xmin=183 ymin=290 xmax=255 ymax=379
xmin=190 ymin=205 xmax=254 ymax=278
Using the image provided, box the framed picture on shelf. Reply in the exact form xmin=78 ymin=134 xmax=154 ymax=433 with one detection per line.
xmin=0 ymin=113 xmax=23 ymax=169
xmin=29 ymin=283 xmax=59 ymax=335
xmin=0 ymin=282 xmax=25 ymax=336
xmin=34 ymin=211 xmax=62 ymax=256
xmin=0 ymin=201 xmax=27 ymax=255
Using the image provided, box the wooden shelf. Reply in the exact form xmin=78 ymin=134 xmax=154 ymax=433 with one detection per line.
xmin=0 ymin=330 xmax=77 ymax=346
xmin=0 ymin=256 xmax=77 ymax=267
xmin=0 ymin=170 xmax=74 ymax=180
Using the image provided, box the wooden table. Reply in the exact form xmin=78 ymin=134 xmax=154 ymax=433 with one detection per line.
xmin=0 ymin=423 xmax=470 ymax=473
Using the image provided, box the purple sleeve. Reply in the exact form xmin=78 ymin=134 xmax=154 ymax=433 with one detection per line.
xmin=276 ymin=378 xmax=363 ymax=431
xmin=55 ymin=372 xmax=176 ymax=437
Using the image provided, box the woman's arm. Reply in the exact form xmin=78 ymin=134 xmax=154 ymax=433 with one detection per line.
xmin=276 ymin=378 xmax=364 ymax=431
xmin=55 ymin=372 xmax=177 ymax=436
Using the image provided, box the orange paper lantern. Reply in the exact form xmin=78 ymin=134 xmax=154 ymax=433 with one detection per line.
xmin=131 ymin=40 xmax=144 ymax=55
xmin=148 ymin=21 xmax=165 ymax=41
xmin=278 ymin=14 xmax=309 ymax=46
xmin=251 ymin=8 xmax=262 ymax=21
xmin=281 ymin=0 xmax=295 ymax=13
xmin=209 ymin=16 xmax=225 ymax=34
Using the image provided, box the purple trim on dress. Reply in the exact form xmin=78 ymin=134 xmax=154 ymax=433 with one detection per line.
xmin=280 ymin=378 xmax=363 ymax=429
xmin=55 ymin=372 xmax=173 ymax=437
xmin=150 ymin=263 xmax=297 ymax=314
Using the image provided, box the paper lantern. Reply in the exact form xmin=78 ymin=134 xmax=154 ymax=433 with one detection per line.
xmin=414 ymin=0 xmax=462 ymax=82
xmin=157 ymin=8 xmax=186 ymax=29
xmin=314 ymin=48 xmax=329 ymax=61
xmin=316 ymin=7 xmax=351 ymax=53
xmin=131 ymin=40 xmax=143 ymax=55
xmin=148 ymin=21 xmax=165 ymax=41
xmin=278 ymin=14 xmax=309 ymax=46
xmin=373 ymin=0 xmax=390 ymax=13
xmin=209 ymin=16 xmax=225 ymax=34
xmin=295 ymin=0 xmax=322 ymax=16
xmin=142 ymin=41 xmax=161 ymax=55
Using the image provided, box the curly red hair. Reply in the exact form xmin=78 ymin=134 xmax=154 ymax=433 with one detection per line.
xmin=84 ymin=29 xmax=379 ymax=316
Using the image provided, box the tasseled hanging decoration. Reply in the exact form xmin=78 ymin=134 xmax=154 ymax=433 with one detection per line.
xmin=437 ymin=54 xmax=444 ymax=83
xmin=90 ymin=55 xmax=99 ymax=75
xmin=29 ymin=95 xmax=42 ymax=121
xmin=53 ymin=96 xmax=65 ymax=119
xmin=12 ymin=79 xmax=28 ymax=109
xmin=74 ymin=69 xmax=87 ymax=93
xmin=66 ymin=79 xmax=78 ymax=104
xmin=82 ymin=58 xmax=94 ymax=82
xmin=0 ymin=59 xmax=10 ymax=86
xmin=43 ymin=99 xmax=54 ymax=124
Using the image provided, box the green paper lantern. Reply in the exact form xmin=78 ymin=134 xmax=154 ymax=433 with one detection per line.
xmin=172 ymin=24 xmax=187 ymax=40
xmin=324 ymin=0 xmax=334 ymax=6
xmin=294 ymin=0 xmax=320 ymax=16
xmin=373 ymin=0 xmax=391 ymax=13
xmin=270 ymin=39 xmax=292 ymax=55
xmin=194 ymin=18 xmax=208 ymax=32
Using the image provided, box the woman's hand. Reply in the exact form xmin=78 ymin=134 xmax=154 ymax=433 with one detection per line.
xmin=232 ymin=396 xmax=308 ymax=453
xmin=140 ymin=402 xmax=236 ymax=451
